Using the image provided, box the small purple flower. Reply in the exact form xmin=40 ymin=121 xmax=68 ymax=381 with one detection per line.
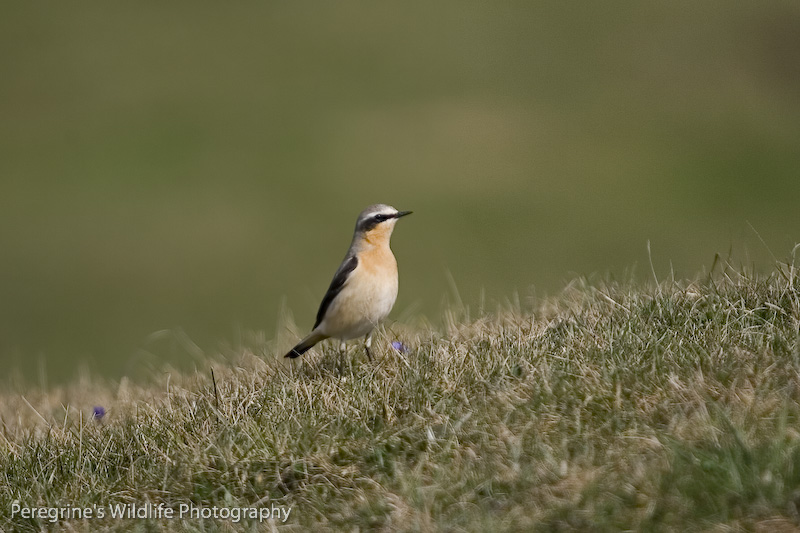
xmin=391 ymin=341 xmax=408 ymax=353
xmin=92 ymin=406 xmax=106 ymax=420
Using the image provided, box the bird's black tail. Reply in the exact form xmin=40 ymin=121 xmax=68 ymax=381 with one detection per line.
xmin=284 ymin=332 xmax=327 ymax=358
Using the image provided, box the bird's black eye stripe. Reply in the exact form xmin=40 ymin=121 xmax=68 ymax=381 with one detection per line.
xmin=358 ymin=212 xmax=395 ymax=232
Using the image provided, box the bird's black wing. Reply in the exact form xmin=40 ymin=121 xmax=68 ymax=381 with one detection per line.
xmin=313 ymin=254 xmax=358 ymax=329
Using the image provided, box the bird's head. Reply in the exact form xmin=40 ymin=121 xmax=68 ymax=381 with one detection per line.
xmin=354 ymin=204 xmax=412 ymax=245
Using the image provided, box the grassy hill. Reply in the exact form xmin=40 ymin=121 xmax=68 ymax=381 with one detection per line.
xmin=2 ymin=250 xmax=800 ymax=532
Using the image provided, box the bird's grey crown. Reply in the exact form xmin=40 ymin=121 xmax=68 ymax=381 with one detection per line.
xmin=357 ymin=204 xmax=398 ymax=222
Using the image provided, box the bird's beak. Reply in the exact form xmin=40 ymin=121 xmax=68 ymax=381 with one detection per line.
xmin=394 ymin=210 xmax=413 ymax=218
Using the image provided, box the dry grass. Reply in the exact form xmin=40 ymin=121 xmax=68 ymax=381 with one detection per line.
xmin=2 ymin=249 xmax=800 ymax=532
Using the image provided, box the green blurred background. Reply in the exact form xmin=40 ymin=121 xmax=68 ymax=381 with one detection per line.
xmin=2 ymin=2 xmax=799 ymax=385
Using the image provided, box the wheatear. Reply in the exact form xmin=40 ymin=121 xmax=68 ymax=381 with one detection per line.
xmin=284 ymin=204 xmax=411 ymax=360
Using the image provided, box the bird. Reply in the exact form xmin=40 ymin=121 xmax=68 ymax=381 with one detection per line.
xmin=284 ymin=204 xmax=411 ymax=361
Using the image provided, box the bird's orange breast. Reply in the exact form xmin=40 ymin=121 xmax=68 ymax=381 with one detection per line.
xmin=359 ymin=243 xmax=397 ymax=277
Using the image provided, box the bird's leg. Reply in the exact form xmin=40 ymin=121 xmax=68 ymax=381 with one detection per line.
xmin=339 ymin=341 xmax=348 ymax=374
xmin=364 ymin=334 xmax=373 ymax=362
